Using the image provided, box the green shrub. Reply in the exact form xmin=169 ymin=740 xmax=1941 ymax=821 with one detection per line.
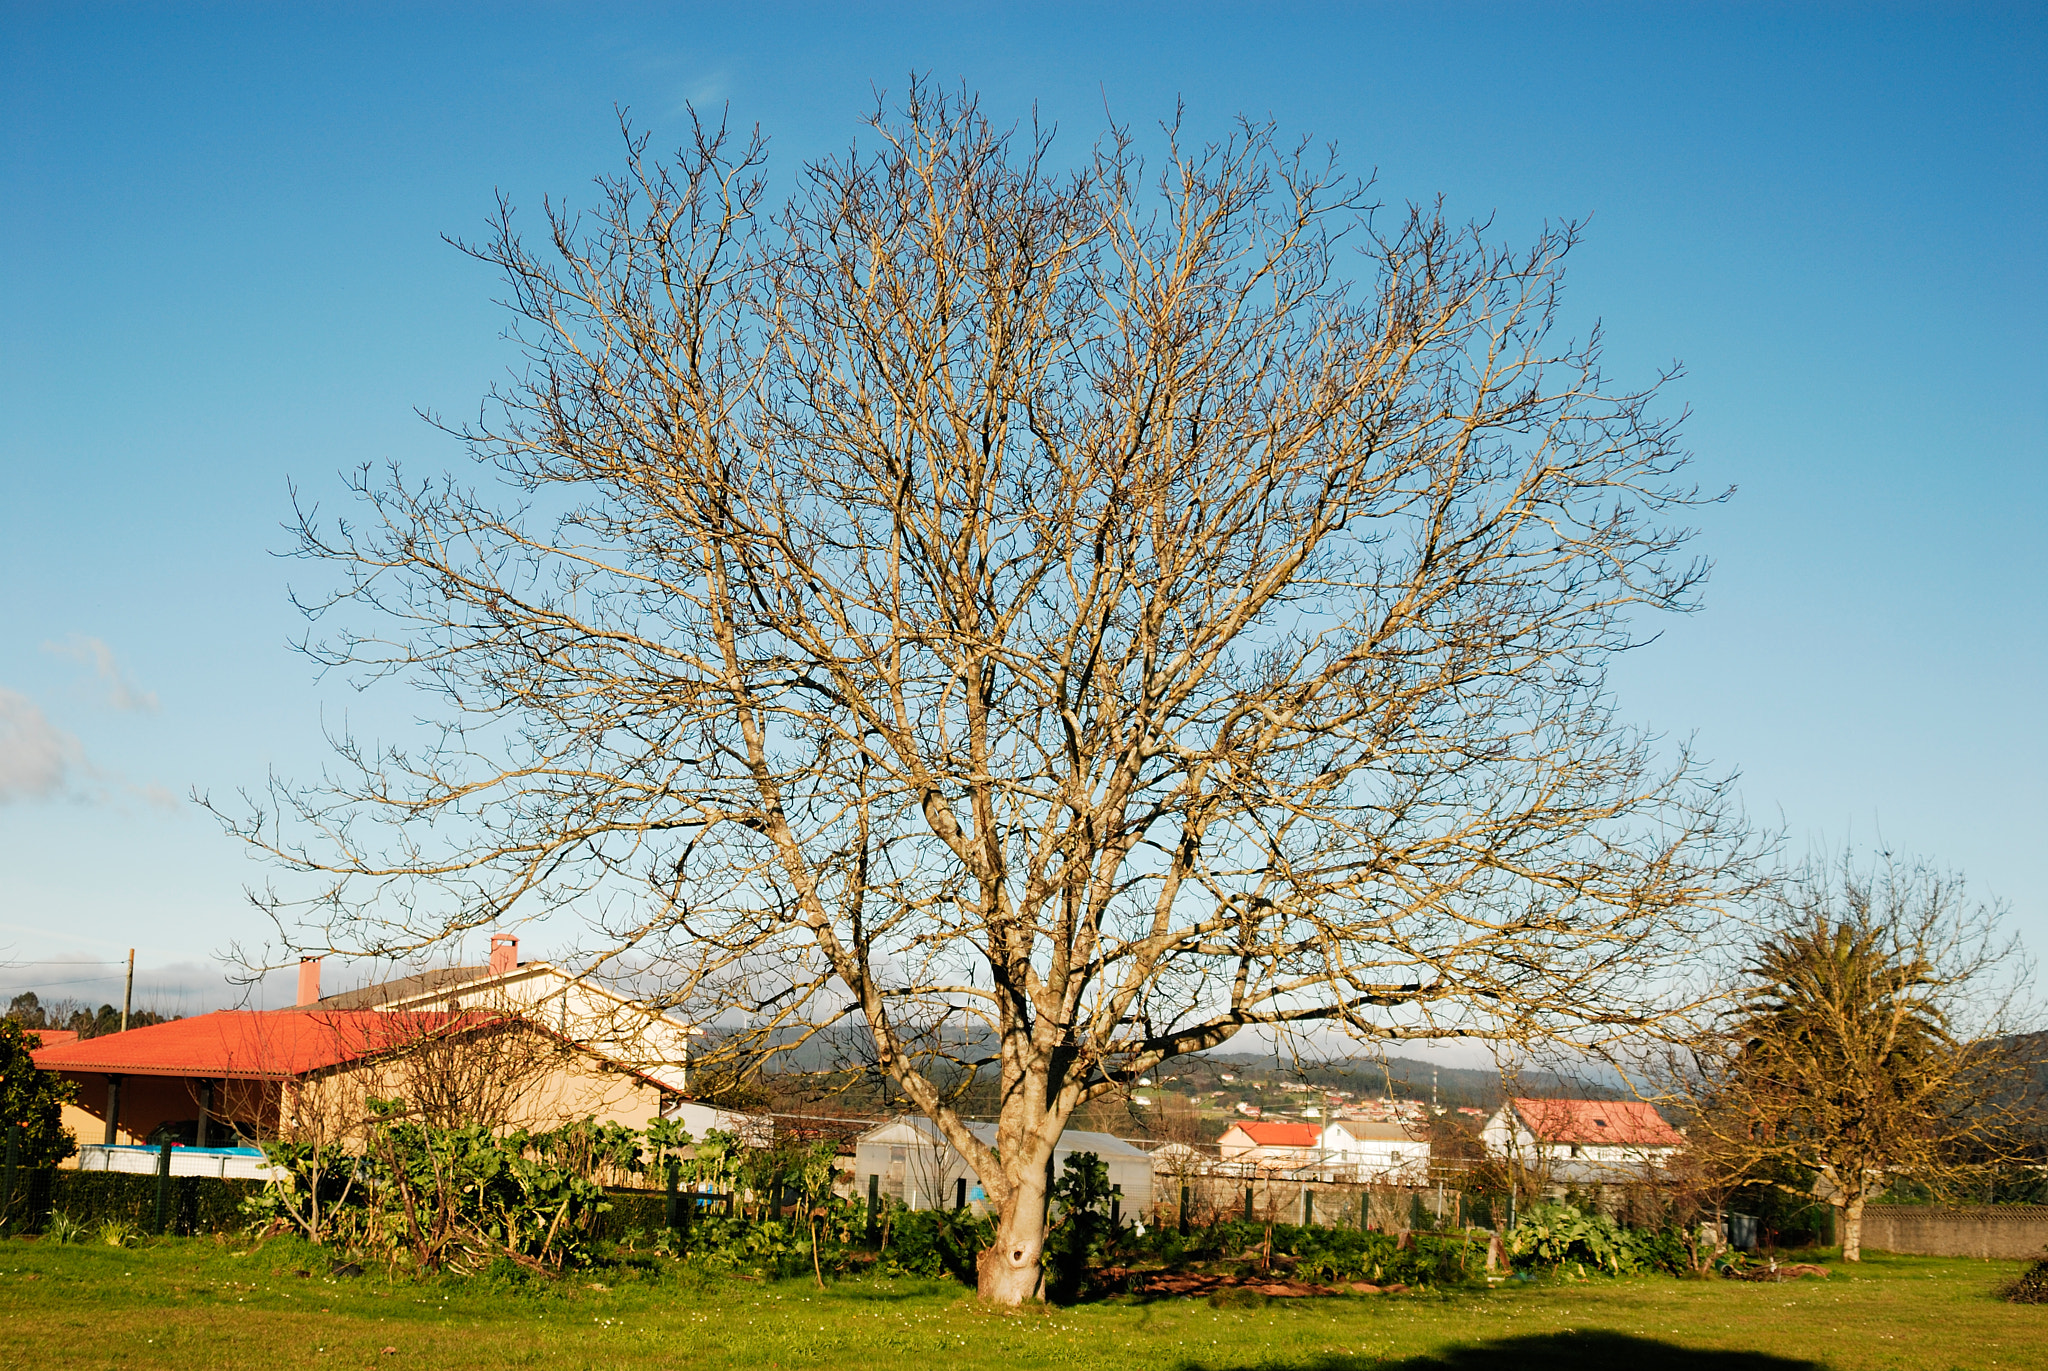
xmin=1043 ymin=1152 xmax=1115 ymax=1300
xmin=883 ymin=1206 xmax=990 ymax=1284
xmin=1126 ymin=1218 xmax=1483 ymax=1289
xmin=0 ymin=1020 xmax=78 ymax=1172
xmin=1504 ymin=1201 xmax=1700 ymax=1276
xmin=249 ymin=1106 xmax=619 ymax=1272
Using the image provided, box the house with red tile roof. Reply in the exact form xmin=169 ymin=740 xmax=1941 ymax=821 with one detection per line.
xmin=32 ymin=1007 xmax=674 ymax=1155
xmin=32 ymin=940 xmax=736 ymax=1160
xmin=1480 ymin=1097 xmax=1683 ymax=1191
xmin=1217 ymin=1120 xmax=1323 ymax=1168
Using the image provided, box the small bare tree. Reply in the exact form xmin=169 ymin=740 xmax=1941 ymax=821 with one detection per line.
xmin=1682 ymin=857 xmax=2035 ymax=1260
xmin=217 ymin=87 xmax=1755 ymax=1302
xmin=375 ymin=1007 xmax=584 ymax=1133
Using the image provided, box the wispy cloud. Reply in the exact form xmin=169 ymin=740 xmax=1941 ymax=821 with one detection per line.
xmin=0 ymin=687 xmax=85 ymax=803
xmin=42 ymin=635 xmax=159 ymax=713
xmin=674 ymin=70 xmax=731 ymax=113
xmin=0 ymin=683 xmax=177 ymax=812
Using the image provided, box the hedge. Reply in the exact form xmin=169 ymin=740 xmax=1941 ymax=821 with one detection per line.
xmin=1 ymin=1170 xmax=682 ymax=1243
xmin=0 ymin=1170 xmax=264 ymax=1235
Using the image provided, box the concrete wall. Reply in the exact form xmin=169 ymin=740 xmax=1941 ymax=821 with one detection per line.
xmin=1862 ymin=1205 xmax=2048 ymax=1260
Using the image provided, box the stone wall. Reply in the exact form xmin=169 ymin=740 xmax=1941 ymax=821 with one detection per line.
xmin=1862 ymin=1205 xmax=2048 ymax=1260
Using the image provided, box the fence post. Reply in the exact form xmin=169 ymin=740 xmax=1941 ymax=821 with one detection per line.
xmin=1358 ymin=1189 xmax=1368 ymax=1230
xmin=152 ymin=1135 xmax=173 ymax=1235
xmin=1110 ymin=1184 xmax=1121 ymax=1231
xmin=0 ymin=1125 xmax=17 ymax=1235
xmin=1179 ymin=1182 xmax=1190 ymax=1236
xmin=866 ymin=1173 xmax=880 ymax=1244
xmin=1244 ymin=1184 xmax=1254 ymax=1222
xmin=664 ymin=1158 xmax=679 ymax=1233
xmin=1301 ymin=1187 xmax=1314 ymax=1227
xmin=955 ymin=1177 xmax=966 ymax=1212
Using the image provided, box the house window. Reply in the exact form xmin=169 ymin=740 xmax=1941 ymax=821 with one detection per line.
xmin=1569 ymin=1144 xmax=1581 ymax=1158
xmin=889 ymin=1147 xmax=907 ymax=1162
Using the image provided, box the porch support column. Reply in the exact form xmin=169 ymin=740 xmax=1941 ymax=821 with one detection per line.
xmin=104 ymin=1074 xmax=123 ymax=1146
xmin=197 ymin=1079 xmax=215 ymax=1148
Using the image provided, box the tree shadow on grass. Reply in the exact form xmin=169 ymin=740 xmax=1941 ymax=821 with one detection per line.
xmin=1174 ymin=1330 xmax=1825 ymax=1370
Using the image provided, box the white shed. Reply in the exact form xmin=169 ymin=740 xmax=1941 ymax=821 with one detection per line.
xmin=852 ymin=1115 xmax=1153 ymax=1212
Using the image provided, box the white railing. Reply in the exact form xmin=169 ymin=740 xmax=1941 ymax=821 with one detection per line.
xmin=75 ymin=1144 xmax=283 ymax=1181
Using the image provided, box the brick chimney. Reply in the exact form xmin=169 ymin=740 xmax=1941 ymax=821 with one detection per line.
xmin=296 ymin=956 xmax=322 ymax=1006
xmin=489 ymin=933 xmax=519 ymax=977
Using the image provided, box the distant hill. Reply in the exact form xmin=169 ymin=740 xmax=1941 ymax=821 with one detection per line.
xmin=1179 ymin=1050 xmax=1623 ymax=1110
xmin=740 ymin=1021 xmax=1625 ymax=1124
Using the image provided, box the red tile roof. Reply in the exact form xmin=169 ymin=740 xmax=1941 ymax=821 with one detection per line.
xmin=31 ymin=1009 xmax=489 ymax=1080
xmin=1224 ymin=1122 xmax=1321 ymax=1147
xmin=1510 ymin=1098 xmax=1682 ymax=1147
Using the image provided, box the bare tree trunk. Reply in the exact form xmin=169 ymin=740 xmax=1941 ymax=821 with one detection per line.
xmin=1841 ymin=1195 xmax=1865 ymax=1263
xmin=979 ymin=1167 xmax=1050 ymax=1305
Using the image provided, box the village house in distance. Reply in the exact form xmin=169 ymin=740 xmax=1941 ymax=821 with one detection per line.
xmin=1479 ymin=1097 xmax=1686 ymax=1199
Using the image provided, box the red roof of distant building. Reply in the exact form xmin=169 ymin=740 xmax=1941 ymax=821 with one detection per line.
xmin=1224 ymin=1122 xmax=1321 ymax=1147
xmin=29 ymin=1029 xmax=79 ymax=1047
xmin=1510 ymin=1098 xmax=1682 ymax=1147
xmin=31 ymin=1009 xmax=490 ymax=1080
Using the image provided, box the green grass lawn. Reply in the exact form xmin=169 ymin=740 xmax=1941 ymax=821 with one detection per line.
xmin=0 ymin=1235 xmax=2039 ymax=1370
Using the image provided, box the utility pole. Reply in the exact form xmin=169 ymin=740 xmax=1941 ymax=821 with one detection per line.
xmin=120 ymin=949 xmax=134 ymax=1033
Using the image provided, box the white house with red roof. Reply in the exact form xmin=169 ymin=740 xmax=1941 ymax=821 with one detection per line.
xmin=1480 ymin=1097 xmax=1683 ymax=1187
xmin=1216 ymin=1121 xmax=1322 ymax=1168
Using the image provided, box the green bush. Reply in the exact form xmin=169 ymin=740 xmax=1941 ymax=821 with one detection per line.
xmin=882 ymin=1206 xmax=990 ymax=1284
xmin=1 ymin=1019 xmax=78 ymax=1177
xmin=1504 ymin=1201 xmax=1700 ymax=1276
xmin=248 ymin=1106 xmax=621 ymax=1272
xmin=1128 ymin=1217 xmax=1483 ymax=1289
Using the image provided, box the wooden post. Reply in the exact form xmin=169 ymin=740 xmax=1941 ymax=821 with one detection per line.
xmin=1179 ymin=1182 xmax=1190 ymax=1236
xmin=121 ymin=949 xmax=134 ymax=1034
xmin=196 ymin=1080 xmax=214 ymax=1149
xmin=665 ymin=1158 xmax=680 ymax=1233
xmin=153 ymin=1135 xmax=173 ymax=1234
xmin=1301 ymin=1187 xmax=1314 ymax=1227
xmin=1244 ymin=1184 xmax=1254 ymax=1222
xmin=1110 ymin=1184 xmax=1121 ymax=1231
xmin=954 ymin=1177 xmax=966 ymax=1211
xmin=1358 ymin=1189 xmax=1368 ymax=1230
xmin=103 ymin=1075 xmax=122 ymax=1147
xmin=866 ymin=1173 xmax=880 ymax=1244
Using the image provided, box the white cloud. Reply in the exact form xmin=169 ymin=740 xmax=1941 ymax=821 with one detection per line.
xmin=0 ymin=687 xmax=84 ymax=803
xmin=42 ymin=634 xmax=160 ymax=713
xmin=675 ymin=70 xmax=731 ymax=111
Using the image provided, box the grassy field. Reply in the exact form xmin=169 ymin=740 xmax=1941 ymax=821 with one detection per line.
xmin=0 ymin=1235 xmax=2040 ymax=1370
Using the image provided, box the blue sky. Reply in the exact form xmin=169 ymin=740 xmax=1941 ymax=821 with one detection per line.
xmin=2 ymin=3 xmax=2042 ymax=1016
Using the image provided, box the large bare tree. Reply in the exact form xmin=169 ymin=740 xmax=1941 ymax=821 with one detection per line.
xmin=218 ymin=88 xmax=1753 ymax=1303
